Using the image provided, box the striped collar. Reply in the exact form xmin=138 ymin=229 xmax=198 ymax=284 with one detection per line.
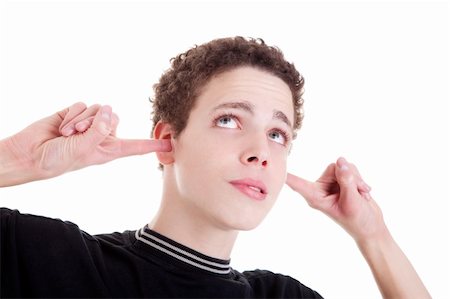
xmin=135 ymin=226 xmax=232 ymax=275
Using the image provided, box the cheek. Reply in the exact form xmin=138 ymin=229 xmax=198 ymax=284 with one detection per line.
xmin=270 ymin=145 xmax=289 ymax=167
xmin=179 ymin=136 xmax=234 ymax=166
xmin=173 ymin=132 xmax=233 ymax=192
xmin=269 ymin=149 xmax=288 ymax=189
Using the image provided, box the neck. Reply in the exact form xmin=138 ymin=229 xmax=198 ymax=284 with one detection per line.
xmin=149 ymin=171 xmax=239 ymax=260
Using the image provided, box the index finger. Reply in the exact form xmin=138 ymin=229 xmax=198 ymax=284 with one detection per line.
xmin=115 ymin=139 xmax=172 ymax=158
xmin=286 ymin=172 xmax=315 ymax=201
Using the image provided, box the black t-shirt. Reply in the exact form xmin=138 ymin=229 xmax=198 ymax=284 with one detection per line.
xmin=0 ymin=208 xmax=322 ymax=298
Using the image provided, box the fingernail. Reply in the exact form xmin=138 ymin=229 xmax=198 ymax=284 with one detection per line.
xmin=339 ymin=160 xmax=349 ymax=171
xmin=337 ymin=157 xmax=348 ymax=171
xmin=62 ymin=126 xmax=75 ymax=136
xmin=75 ymin=121 xmax=90 ymax=132
xmin=101 ymin=105 xmax=112 ymax=120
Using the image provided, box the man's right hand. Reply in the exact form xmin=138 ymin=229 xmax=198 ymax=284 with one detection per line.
xmin=0 ymin=102 xmax=171 ymax=187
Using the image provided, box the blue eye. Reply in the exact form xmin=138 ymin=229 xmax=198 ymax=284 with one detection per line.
xmin=268 ymin=130 xmax=287 ymax=145
xmin=216 ymin=115 xmax=239 ymax=129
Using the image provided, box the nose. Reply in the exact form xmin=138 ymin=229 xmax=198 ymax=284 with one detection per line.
xmin=240 ymin=134 xmax=269 ymax=168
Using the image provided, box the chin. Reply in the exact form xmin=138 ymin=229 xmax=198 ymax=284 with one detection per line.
xmin=223 ymin=216 xmax=266 ymax=232
xmin=218 ymin=204 xmax=276 ymax=232
xmin=237 ymin=224 xmax=260 ymax=232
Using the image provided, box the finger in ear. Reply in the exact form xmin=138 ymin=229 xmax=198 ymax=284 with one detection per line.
xmin=153 ymin=121 xmax=175 ymax=165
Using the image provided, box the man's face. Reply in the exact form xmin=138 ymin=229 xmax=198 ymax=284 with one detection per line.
xmin=170 ymin=66 xmax=294 ymax=231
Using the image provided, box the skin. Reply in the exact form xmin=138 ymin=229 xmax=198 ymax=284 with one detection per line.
xmin=0 ymin=103 xmax=171 ymax=187
xmin=150 ymin=67 xmax=295 ymax=258
xmin=0 ymin=66 xmax=431 ymax=298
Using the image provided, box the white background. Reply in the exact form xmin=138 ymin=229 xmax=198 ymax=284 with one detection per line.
xmin=0 ymin=0 xmax=449 ymax=298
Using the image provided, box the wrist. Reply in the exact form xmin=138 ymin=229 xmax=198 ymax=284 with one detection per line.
xmin=0 ymin=136 xmax=37 ymax=187
xmin=355 ymin=224 xmax=431 ymax=299
xmin=356 ymin=225 xmax=395 ymax=261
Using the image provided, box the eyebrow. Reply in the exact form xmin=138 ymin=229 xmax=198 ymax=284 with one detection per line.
xmin=211 ymin=101 xmax=292 ymax=128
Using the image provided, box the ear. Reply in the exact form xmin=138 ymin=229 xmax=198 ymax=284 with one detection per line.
xmin=153 ymin=121 xmax=175 ymax=166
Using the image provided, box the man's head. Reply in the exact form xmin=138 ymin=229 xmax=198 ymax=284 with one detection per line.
xmin=151 ymin=36 xmax=304 ymax=141
xmin=150 ymin=37 xmax=305 ymax=231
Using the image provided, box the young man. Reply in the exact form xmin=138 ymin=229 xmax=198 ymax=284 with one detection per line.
xmin=0 ymin=37 xmax=430 ymax=298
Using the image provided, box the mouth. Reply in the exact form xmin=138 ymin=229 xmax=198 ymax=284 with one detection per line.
xmin=229 ymin=178 xmax=268 ymax=201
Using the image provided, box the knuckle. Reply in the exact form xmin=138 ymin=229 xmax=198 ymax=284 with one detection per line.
xmin=308 ymin=200 xmax=319 ymax=209
xmin=91 ymin=104 xmax=102 ymax=111
xmin=111 ymin=113 xmax=120 ymax=125
xmin=74 ymin=102 xmax=87 ymax=110
xmin=95 ymin=121 xmax=111 ymax=137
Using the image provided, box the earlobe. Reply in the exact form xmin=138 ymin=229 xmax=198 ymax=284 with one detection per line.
xmin=153 ymin=121 xmax=175 ymax=165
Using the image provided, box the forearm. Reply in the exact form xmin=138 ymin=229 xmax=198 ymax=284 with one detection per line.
xmin=357 ymin=228 xmax=431 ymax=299
xmin=0 ymin=137 xmax=36 ymax=187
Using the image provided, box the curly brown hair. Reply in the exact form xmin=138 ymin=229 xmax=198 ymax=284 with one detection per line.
xmin=151 ymin=36 xmax=305 ymax=140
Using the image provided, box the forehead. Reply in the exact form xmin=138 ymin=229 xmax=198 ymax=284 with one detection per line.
xmin=194 ymin=66 xmax=294 ymax=121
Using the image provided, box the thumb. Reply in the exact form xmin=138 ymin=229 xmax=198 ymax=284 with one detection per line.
xmin=80 ymin=105 xmax=112 ymax=150
xmin=335 ymin=157 xmax=359 ymax=199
